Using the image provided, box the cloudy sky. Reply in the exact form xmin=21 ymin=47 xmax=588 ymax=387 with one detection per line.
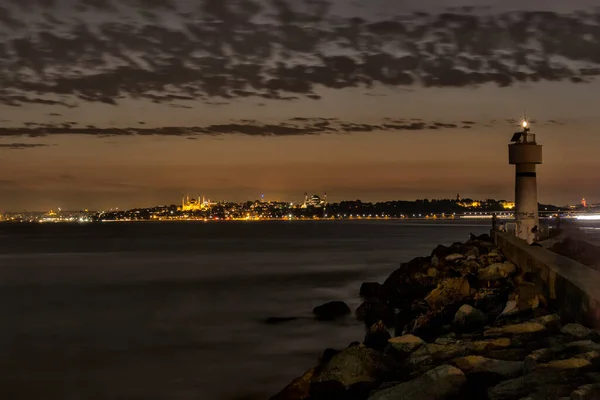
xmin=0 ymin=0 xmax=599 ymax=211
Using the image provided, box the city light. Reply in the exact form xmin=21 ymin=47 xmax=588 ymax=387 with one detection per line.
xmin=576 ymin=214 xmax=600 ymax=220
xmin=522 ymin=120 xmax=528 ymax=128
xmin=3 ymin=195 xmax=586 ymax=224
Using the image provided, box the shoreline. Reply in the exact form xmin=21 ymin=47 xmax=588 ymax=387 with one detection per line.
xmin=1 ymin=217 xmax=509 ymax=224
xmin=272 ymin=233 xmax=600 ymax=400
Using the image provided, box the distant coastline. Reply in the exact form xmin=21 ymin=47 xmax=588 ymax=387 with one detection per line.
xmin=0 ymin=214 xmax=514 ymax=224
xmin=1 ymin=195 xmax=572 ymax=224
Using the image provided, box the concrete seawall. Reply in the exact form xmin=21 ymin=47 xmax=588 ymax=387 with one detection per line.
xmin=493 ymin=231 xmax=600 ymax=329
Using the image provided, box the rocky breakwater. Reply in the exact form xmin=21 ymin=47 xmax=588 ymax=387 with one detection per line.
xmin=271 ymin=234 xmax=600 ymax=400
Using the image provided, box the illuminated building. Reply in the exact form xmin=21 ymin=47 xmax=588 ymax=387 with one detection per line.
xmin=582 ymin=197 xmax=588 ymax=208
xmin=509 ymin=119 xmax=542 ymax=244
xmin=456 ymin=194 xmax=481 ymax=208
xmin=301 ymin=192 xmax=328 ymax=208
xmin=500 ymin=201 xmax=515 ymax=210
xmin=179 ymin=195 xmax=215 ymax=211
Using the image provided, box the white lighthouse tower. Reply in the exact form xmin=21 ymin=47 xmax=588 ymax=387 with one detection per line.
xmin=509 ymin=119 xmax=542 ymax=243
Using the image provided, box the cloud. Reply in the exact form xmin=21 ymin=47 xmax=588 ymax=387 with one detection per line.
xmin=0 ymin=117 xmax=484 ymax=138
xmin=0 ymin=117 xmax=561 ymax=139
xmin=0 ymin=2 xmax=596 ymax=107
xmin=0 ymin=143 xmax=49 ymax=150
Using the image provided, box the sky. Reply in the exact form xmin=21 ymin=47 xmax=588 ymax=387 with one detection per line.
xmin=1 ymin=0 xmax=599 ymax=211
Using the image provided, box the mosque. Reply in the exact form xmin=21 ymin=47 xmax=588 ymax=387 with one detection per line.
xmin=301 ymin=193 xmax=328 ymax=208
xmin=179 ymin=195 xmax=215 ymax=211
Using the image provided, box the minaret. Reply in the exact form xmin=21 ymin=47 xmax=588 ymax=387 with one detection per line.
xmin=509 ymin=119 xmax=542 ymax=243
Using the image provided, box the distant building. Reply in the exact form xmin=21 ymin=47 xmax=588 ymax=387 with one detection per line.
xmin=456 ymin=194 xmax=481 ymax=208
xmin=500 ymin=200 xmax=515 ymax=210
xmin=179 ymin=195 xmax=215 ymax=211
xmin=301 ymin=192 xmax=328 ymax=208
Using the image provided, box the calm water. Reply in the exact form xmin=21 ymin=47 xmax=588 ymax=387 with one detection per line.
xmin=0 ymin=220 xmax=594 ymax=399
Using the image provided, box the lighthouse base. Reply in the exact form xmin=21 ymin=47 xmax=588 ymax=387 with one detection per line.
xmin=514 ymin=163 xmax=539 ymax=244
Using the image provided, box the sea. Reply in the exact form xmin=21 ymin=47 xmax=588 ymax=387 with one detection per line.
xmin=0 ymin=220 xmax=598 ymax=400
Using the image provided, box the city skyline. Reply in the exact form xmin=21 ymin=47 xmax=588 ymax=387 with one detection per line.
xmin=1 ymin=192 xmax=588 ymax=214
xmin=1 ymin=0 xmax=600 ymax=210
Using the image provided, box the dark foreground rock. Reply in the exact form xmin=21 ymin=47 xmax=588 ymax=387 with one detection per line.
xmin=453 ymin=304 xmax=487 ymax=333
xmin=368 ymin=365 xmax=466 ymax=400
xmin=273 ymin=234 xmax=600 ymax=400
xmin=313 ymin=301 xmax=351 ymax=321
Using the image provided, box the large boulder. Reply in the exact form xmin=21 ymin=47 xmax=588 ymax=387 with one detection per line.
xmin=533 ymin=314 xmax=561 ymax=333
xmin=465 ymin=338 xmax=512 ymax=355
xmin=454 ymin=304 xmax=487 ymax=333
xmin=270 ymin=368 xmax=315 ymax=400
xmin=449 ymin=242 xmax=481 ymax=259
xmin=356 ymin=298 xmax=394 ymax=327
xmin=446 ymin=253 xmax=466 ymax=262
xmin=360 ymin=282 xmax=386 ymax=299
xmin=478 ymin=262 xmax=517 ymax=282
xmin=570 ymin=383 xmax=600 ymax=400
xmin=318 ymin=348 xmax=340 ymax=365
xmin=368 ymin=365 xmax=467 ymax=400
xmin=407 ymin=342 xmax=472 ymax=366
xmin=485 ymin=322 xmax=548 ymax=349
xmin=469 ymin=233 xmax=492 ymax=243
xmin=564 ymin=340 xmax=600 ymax=355
xmin=453 ymin=355 xmax=523 ymax=379
xmin=523 ymin=348 xmax=554 ymax=374
xmin=402 ymin=306 xmax=461 ymax=342
xmin=484 ymin=322 xmax=547 ymax=338
xmin=487 ymin=357 xmax=593 ymax=400
xmin=478 ymin=252 xmax=506 ymax=268
xmin=498 ymin=283 xmax=545 ymax=324
xmin=548 ymin=341 xmax=600 ymax=367
xmin=393 ymin=307 xmax=420 ymax=336
xmin=473 ymin=287 xmax=512 ymax=316
xmin=534 ymin=358 xmax=592 ymax=372
xmin=431 ymin=245 xmax=454 ymax=268
xmin=364 ymin=321 xmax=391 ymax=351
xmin=386 ymin=334 xmax=425 ymax=359
xmin=313 ymin=301 xmax=351 ymax=321
xmin=574 ymin=351 xmax=600 ymax=366
xmin=425 ymin=277 xmax=472 ymax=312
xmin=452 ymin=355 xmax=523 ymax=397
xmin=561 ymin=324 xmax=594 ymax=340
xmin=486 ymin=348 xmax=530 ymax=362
xmin=383 ymin=257 xmax=435 ymax=304
xmin=313 ymin=345 xmax=390 ymax=388
xmin=455 ymin=259 xmax=482 ymax=276
xmin=309 ymin=380 xmax=346 ymax=400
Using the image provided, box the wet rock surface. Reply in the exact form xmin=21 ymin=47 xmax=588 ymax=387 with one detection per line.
xmin=272 ymin=234 xmax=600 ymax=400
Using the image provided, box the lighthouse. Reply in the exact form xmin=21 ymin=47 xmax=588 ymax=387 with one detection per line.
xmin=509 ymin=119 xmax=542 ymax=243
